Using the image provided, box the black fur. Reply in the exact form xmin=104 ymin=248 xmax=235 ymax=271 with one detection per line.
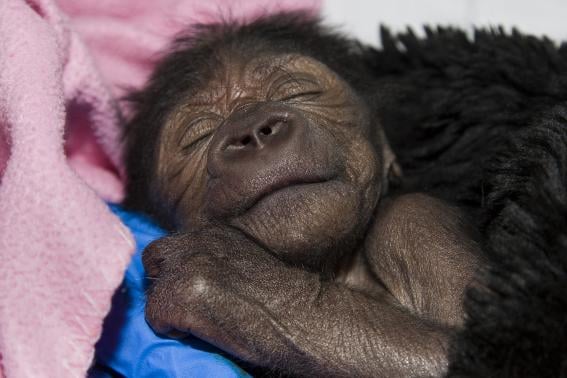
xmin=372 ymin=28 xmax=567 ymax=377
xmin=449 ymin=108 xmax=567 ymax=377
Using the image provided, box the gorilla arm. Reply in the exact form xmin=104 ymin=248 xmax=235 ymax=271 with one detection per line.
xmin=364 ymin=193 xmax=482 ymax=327
xmin=142 ymin=201 xmax=466 ymax=378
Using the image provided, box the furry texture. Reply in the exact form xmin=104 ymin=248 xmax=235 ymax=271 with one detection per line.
xmin=370 ymin=27 xmax=567 ymax=377
xmin=0 ymin=2 xmax=134 ymax=377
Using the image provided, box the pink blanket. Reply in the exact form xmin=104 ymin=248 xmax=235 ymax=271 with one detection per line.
xmin=0 ymin=0 xmax=320 ymax=376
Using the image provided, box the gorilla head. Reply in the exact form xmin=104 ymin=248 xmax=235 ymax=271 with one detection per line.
xmin=125 ymin=12 xmax=397 ymax=271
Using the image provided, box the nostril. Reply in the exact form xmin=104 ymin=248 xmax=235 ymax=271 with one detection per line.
xmin=240 ymin=135 xmax=252 ymax=146
xmin=221 ymin=114 xmax=292 ymax=152
xmin=259 ymin=119 xmax=286 ymax=137
xmin=260 ymin=126 xmax=272 ymax=135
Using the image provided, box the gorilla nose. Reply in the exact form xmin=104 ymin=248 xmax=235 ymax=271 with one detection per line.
xmin=224 ymin=114 xmax=289 ymax=152
xmin=207 ymin=104 xmax=306 ymax=177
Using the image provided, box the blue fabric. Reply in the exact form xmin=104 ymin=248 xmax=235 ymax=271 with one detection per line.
xmin=94 ymin=204 xmax=250 ymax=378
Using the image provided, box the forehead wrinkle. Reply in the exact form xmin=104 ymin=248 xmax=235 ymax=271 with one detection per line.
xmin=176 ymin=53 xmax=347 ymax=118
xmin=192 ymin=53 xmax=250 ymax=113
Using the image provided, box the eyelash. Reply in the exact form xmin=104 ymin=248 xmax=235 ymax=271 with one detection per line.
xmin=268 ymin=75 xmax=323 ymax=102
xmin=180 ymin=117 xmax=218 ymax=152
xmin=278 ymin=89 xmax=324 ymax=102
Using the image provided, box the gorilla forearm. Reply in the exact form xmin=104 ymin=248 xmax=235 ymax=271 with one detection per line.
xmin=143 ymin=226 xmax=450 ymax=378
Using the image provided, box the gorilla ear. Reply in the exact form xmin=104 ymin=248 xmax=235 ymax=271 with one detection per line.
xmin=382 ymin=137 xmax=402 ymax=194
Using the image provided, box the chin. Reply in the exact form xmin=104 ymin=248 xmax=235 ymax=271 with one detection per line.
xmin=230 ymin=179 xmax=374 ymax=269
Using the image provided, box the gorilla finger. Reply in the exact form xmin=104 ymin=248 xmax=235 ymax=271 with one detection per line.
xmin=142 ymin=235 xmax=185 ymax=278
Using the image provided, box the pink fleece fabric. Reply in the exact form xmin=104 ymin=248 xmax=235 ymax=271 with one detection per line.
xmin=0 ymin=0 xmax=320 ymax=377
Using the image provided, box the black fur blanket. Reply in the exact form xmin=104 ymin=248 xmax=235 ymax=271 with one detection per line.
xmin=372 ymin=27 xmax=567 ymax=377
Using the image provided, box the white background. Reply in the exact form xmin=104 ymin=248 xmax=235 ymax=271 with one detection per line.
xmin=322 ymin=0 xmax=567 ymax=45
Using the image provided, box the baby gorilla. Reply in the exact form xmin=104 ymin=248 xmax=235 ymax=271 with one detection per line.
xmin=124 ymin=13 xmax=482 ymax=377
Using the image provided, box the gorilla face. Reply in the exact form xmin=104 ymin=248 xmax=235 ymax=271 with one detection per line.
xmin=154 ymin=53 xmax=382 ymax=268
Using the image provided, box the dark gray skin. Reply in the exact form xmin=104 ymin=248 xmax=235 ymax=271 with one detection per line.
xmin=141 ymin=51 xmax=481 ymax=377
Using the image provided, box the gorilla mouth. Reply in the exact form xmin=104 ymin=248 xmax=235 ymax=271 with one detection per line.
xmin=205 ymin=166 xmax=339 ymax=219
xmin=245 ymin=174 xmax=335 ymax=212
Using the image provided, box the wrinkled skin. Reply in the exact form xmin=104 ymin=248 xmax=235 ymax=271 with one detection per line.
xmin=134 ymin=34 xmax=482 ymax=377
xmin=155 ymin=54 xmax=382 ymax=270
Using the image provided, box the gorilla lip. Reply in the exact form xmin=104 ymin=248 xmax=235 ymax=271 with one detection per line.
xmin=248 ymin=174 xmax=334 ymax=212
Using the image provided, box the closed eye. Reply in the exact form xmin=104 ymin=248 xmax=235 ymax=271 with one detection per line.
xmin=179 ymin=116 xmax=219 ymax=152
xmin=278 ymin=89 xmax=324 ymax=102
xmin=268 ymin=72 xmax=324 ymax=103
